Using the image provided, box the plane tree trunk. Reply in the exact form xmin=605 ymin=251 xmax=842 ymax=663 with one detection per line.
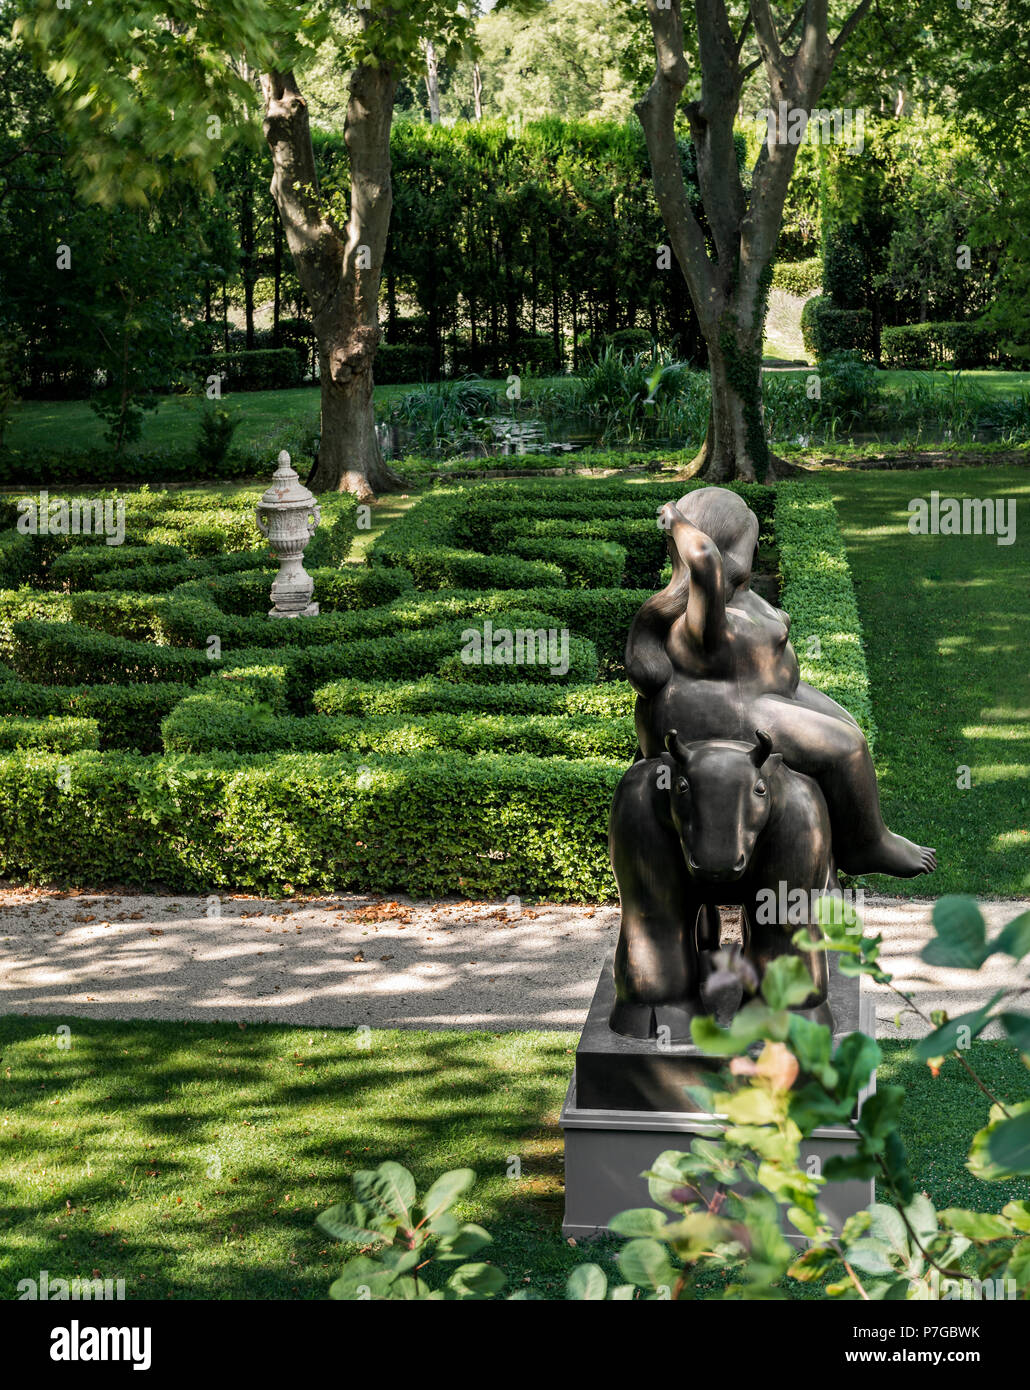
xmin=262 ymin=57 xmax=401 ymax=499
xmin=636 ymin=0 xmax=873 ymax=482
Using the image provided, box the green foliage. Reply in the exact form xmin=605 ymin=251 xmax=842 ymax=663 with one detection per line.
xmin=774 ymin=481 xmax=877 ymax=745
xmin=202 ymin=349 xmax=303 ymax=392
xmin=801 ymin=297 xmax=874 ymax=361
xmin=559 ymin=899 xmax=1030 ymax=1301
xmin=195 ymin=404 xmax=242 ymax=471
xmin=319 ymin=1162 xmax=514 ymax=1301
xmin=0 ymin=714 xmax=99 ymax=752
xmin=881 ymin=322 xmax=1001 ymax=370
xmin=772 ymin=258 xmax=823 ymax=297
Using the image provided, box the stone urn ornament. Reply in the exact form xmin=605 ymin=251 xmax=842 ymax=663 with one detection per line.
xmin=255 ymin=451 xmax=321 ymax=619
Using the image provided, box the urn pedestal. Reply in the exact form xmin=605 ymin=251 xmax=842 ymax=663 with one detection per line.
xmin=560 ymin=950 xmax=876 ymax=1240
xmin=255 ymin=452 xmax=321 ymax=619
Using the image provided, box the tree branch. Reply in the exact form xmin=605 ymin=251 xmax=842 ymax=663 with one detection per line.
xmin=635 ymin=0 xmax=716 ymax=314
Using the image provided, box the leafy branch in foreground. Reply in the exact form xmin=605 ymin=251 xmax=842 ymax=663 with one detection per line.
xmin=319 ymin=896 xmax=1030 ymax=1300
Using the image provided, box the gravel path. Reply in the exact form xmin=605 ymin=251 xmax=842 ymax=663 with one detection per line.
xmin=1 ymin=889 xmax=1025 ymax=1038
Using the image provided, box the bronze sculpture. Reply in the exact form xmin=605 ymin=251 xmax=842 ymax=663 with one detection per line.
xmin=608 ymin=486 xmax=935 ymax=1038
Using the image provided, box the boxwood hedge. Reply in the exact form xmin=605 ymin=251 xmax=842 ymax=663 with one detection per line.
xmin=0 ymin=472 xmax=873 ymax=899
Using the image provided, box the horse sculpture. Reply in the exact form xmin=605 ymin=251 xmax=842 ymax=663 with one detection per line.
xmin=609 ymin=728 xmax=834 ymax=1040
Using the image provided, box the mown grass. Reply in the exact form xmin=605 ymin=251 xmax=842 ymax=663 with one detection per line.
xmin=829 ymin=465 xmax=1030 ymax=899
xmin=0 ymin=1018 xmax=1025 ymax=1301
xmin=2 ymin=380 xmax=572 ymax=455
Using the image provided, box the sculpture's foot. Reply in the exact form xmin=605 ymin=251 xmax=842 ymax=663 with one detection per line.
xmin=608 ymin=998 xmax=699 ymax=1043
xmin=841 ymin=832 xmax=936 ymax=879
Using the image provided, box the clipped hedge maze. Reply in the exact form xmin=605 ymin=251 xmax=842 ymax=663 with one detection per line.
xmin=0 ymin=476 xmax=873 ymax=900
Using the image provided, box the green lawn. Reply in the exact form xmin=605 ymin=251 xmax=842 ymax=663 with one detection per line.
xmin=0 ymin=1017 xmax=1025 ymax=1301
xmin=777 ymin=368 xmax=1030 ymax=397
xmin=830 ymin=464 xmax=1030 ymax=898
xmin=2 ymin=379 xmax=570 ymax=455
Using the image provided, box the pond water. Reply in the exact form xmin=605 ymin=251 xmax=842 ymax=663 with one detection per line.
xmin=376 ymin=416 xmax=1006 ymax=460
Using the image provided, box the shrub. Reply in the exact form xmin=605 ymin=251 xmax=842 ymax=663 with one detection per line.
xmin=0 ymin=714 xmax=99 ymax=751
xmin=814 ymin=351 xmax=881 ymax=422
xmin=162 ymin=699 xmax=634 ymax=759
xmin=0 ymin=679 xmax=189 ymax=751
xmin=0 ymin=748 xmax=621 ymax=897
xmin=311 ymin=676 xmax=635 ymax=719
xmin=771 ymin=257 xmax=822 ymax=296
xmin=880 ymin=320 xmax=1000 ymax=370
xmin=375 ymin=344 xmax=434 ymax=384
xmin=879 ymin=322 xmax=936 ymax=369
xmin=505 ymin=538 xmax=627 ymax=589
xmin=195 ymin=404 xmax=242 ymax=469
xmin=0 ymin=534 xmax=39 ymax=588
xmin=201 ymin=348 xmax=302 ymax=391
xmin=801 ymin=297 xmax=874 ymax=360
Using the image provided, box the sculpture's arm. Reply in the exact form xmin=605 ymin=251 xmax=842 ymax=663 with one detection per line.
xmin=662 ymin=505 xmax=727 ymax=652
xmin=626 ymin=504 xmax=729 ymax=695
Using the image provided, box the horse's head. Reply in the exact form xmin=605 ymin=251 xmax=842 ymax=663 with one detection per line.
xmin=664 ymin=729 xmax=782 ymax=882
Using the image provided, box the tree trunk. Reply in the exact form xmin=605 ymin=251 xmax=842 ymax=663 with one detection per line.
xmin=472 ymin=61 xmax=483 ymax=120
xmin=272 ymin=204 xmax=282 ymax=348
xmin=262 ymin=55 xmax=402 ymax=498
xmin=425 ymin=41 xmax=441 ymax=125
xmin=314 ymin=348 xmax=393 ymax=495
xmin=636 ymin=0 xmax=872 ymax=482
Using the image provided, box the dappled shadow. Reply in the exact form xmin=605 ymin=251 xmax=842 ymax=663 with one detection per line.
xmin=0 ymin=1014 xmax=580 ymax=1300
xmin=0 ymin=892 xmax=613 ymax=1030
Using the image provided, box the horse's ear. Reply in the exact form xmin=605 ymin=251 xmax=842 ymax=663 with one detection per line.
xmin=665 ymin=728 xmax=688 ymax=762
xmin=762 ymin=753 xmax=783 ymax=777
xmin=751 ymin=729 xmax=774 ymax=766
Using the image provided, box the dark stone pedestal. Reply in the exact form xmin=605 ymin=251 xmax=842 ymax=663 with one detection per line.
xmin=561 ymin=952 xmax=875 ymax=1239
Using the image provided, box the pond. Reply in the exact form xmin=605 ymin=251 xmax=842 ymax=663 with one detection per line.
xmin=376 ymin=415 xmax=1007 ymax=461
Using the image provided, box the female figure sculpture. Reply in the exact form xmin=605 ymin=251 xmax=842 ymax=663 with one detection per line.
xmin=626 ymin=487 xmax=935 ymax=880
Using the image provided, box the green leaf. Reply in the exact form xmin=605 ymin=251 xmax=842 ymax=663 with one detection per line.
xmin=447 ymin=1262 xmax=506 ymax=1297
xmin=1002 ymin=1200 xmax=1030 ymax=1233
xmin=832 ymin=1032 xmax=881 ymax=1101
xmin=866 ymin=1203 xmax=910 ymax=1260
xmin=316 ymin=1201 xmax=384 ymax=1247
xmin=999 ymin=1011 xmax=1030 ymax=1052
xmin=914 ymin=994 xmax=1005 ymax=1061
xmin=437 ymin=1223 xmax=492 ymax=1261
xmin=967 ymin=1100 xmax=1030 ymax=1180
xmin=328 ymin=1257 xmax=397 ymax=1300
xmin=788 ymin=1012 xmax=836 ymax=1088
xmin=788 ymin=1243 xmax=837 ymax=1282
xmin=1006 ymin=1239 xmax=1030 ymax=1290
xmin=761 ymin=954 xmax=815 ymax=1009
xmin=845 ymin=1239 xmax=896 ymax=1276
xmin=939 ymin=1209 xmax=1013 ymax=1241
xmin=567 ymin=1263 xmax=608 ymax=1300
xmin=617 ymin=1238 xmax=678 ymax=1292
xmin=421 ymin=1167 xmax=475 ymax=1222
xmin=988 ymin=910 xmax=1030 ymax=961
xmin=987 ymin=1110 xmax=1030 ymax=1175
xmin=922 ymin=896 xmax=987 ymax=969
xmin=608 ymin=1207 xmax=672 ymax=1238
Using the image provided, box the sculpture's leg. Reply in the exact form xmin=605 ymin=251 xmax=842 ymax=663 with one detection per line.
xmin=609 ymin=758 xmax=700 ymax=1040
xmin=741 ymin=894 xmax=829 ymax=1013
xmin=751 ymin=694 xmax=936 ymax=878
xmin=696 ymin=902 xmax=721 ymax=952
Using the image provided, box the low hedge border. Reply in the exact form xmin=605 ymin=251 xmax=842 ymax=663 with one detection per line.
xmin=775 ymin=479 xmax=876 ymax=746
xmin=0 ymin=715 xmax=99 ymax=752
xmin=0 ymin=750 xmax=621 ymax=898
xmin=162 ymin=699 xmax=634 ymax=759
